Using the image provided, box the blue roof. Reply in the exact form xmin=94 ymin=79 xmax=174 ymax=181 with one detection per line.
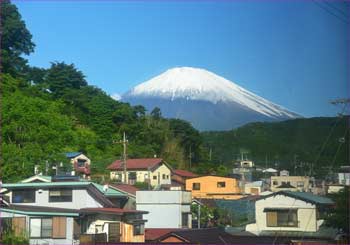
xmin=65 ymin=152 xmax=83 ymax=158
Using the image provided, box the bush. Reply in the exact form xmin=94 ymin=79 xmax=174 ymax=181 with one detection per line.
xmin=1 ymin=230 xmax=29 ymax=245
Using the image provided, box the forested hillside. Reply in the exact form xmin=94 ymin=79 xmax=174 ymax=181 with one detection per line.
xmin=202 ymin=117 xmax=349 ymax=176
xmin=0 ymin=0 xmax=204 ymax=182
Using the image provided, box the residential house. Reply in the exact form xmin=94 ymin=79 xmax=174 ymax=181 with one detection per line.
xmin=109 ymin=184 xmax=139 ymax=209
xmin=270 ymin=175 xmax=312 ymax=192
xmin=186 ymin=176 xmax=242 ymax=200
xmin=338 ymin=166 xmax=350 ymax=186
xmin=65 ymin=152 xmax=91 ymax=179
xmin=171 ymin=169 xmax=198 ymax=189
xmin=107 ymin=158 xmax=172 ymax=187
xmin=244 ymin=180 xmax=267 ymax=195
xmin=246 ymin=191 xmax=334 ymax=235
xmin=136 ymin=190 xmax=192 ymax=229
xmin=0 ymin=175 xmax=148 ymax=244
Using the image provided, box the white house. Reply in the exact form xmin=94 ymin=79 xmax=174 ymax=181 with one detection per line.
xmin=136 ymin=190 xmax=192 ymax=229
xmin=246 ymin=191 xmax=334 ymax=235
xmin=107 ymin=158 xmax=172 ymax=187
xmin=0 ymin=175 xmax=148 ymax=244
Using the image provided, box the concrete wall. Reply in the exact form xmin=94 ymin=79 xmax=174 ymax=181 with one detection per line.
xmin=186 ymin=176 xmax=241 ymax=199
xmin=0 ymin=211 xmax=75 ymax=245
xmin=8 ymin=188 xmax=102 ymax=209
xmin=136 ymin=191 xmax=192 ymax=228
xmin=246 ymin=194 xmax=318 ymax=233
xmin=270 ymin=176 xmax=311 ymax=192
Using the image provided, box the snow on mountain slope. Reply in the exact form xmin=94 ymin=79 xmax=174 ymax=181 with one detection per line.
xmin=124 ymin=67 xmax=298 ymax=118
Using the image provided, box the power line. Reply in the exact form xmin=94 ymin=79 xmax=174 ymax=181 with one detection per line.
xmin=321 ymin=1 xmax=348 ymax=18
xmin=312 ymin=0 xmax=350 ymax=24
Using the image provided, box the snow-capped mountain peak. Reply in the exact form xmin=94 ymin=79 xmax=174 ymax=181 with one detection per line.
xmin=124 ymin=67 xmax=298 ymax=118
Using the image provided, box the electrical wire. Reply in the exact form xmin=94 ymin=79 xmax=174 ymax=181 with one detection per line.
xmin=312 ymin=0 xmax=350 ymax=24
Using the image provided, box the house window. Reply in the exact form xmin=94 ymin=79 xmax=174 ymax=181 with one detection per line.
xmin=192 ymin=183 xmax=200 ymax=190
xmin=297 ymin=181 xmax=304 ymax=187
xmin=217 ymin=182 xmax=226 ymax=188
xmin=49 ymin=189 xmax=72 ymax=202
xmin=77 ymin=159 xmax=86 ymax=168
xmin=166 ymin=175 xmax=169 ymax=179
xmin=153 ymin=175 xmax=157 ymax=180
xmin=182 ymin=213 xmax=189 ymax=228
xmin=273 ymin=181 xmax=278 ymax=186
xmin=12 ymin=190 xmax=35 ymax=203
xmin=266 ymin=210 xmax=298 ymax=227
xmin=30 ymin=218 xmax=52 ymax=238
xmin=162 ymin=174 xmax=166 ymax=179
xmin=133 ymin=224 xmax=144 ymax=235
xmin=128 ymin=172 xmax=137 ymax=180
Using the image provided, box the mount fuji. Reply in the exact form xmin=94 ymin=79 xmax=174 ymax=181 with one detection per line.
xmin=121 ymin=67 xmax=300 ymax=131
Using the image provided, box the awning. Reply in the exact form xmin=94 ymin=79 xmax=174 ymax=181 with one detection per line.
xmin=263 ymin=207 xmax=298 ymax=212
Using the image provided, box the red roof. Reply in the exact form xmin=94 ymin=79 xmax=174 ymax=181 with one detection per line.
xmin=173 ymin=169 xmax=198 ymax=178
xmin=145 ymin=228 xmax=184 ymax=241
xmin=109 ymin=184 xmax=139 ymax=196
xmin=107 ymin=158 xmax=163 ymax=170
xmin=80 ymin=207 xmax=147 ymax=215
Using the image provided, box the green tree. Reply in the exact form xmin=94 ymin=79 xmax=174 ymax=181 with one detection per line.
xmin=325 ymin=187 xmax=349 ymax=233
xmin=150 ymin=107 xmax=162 ymax=119
xmin=0 ymin=0 xmax=35 ymax=75
xmin=45 ymin=62 xmax=87 ymax=97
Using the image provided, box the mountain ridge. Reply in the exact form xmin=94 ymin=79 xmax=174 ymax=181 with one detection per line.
xmin=122 ymin=67 xmax=300 ymax=131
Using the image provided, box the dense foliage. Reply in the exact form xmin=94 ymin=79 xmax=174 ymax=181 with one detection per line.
xmin=0 ymin=0 xmax=205 ymax=182
xmin=202 ymin=117 xmax=349 ymax=177
xmin=325 ymin=187 xmax=349 ymax=233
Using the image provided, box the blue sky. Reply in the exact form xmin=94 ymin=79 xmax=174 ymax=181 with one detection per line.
xmin=15 ymin=1 xmax=350 ymax=117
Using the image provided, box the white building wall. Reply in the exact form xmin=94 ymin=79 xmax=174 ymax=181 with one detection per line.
xmin=338 ymin=173 xmax=350 ymax=185
xmin=9 ymin=188 xmax=102 ymax=209
xmin=247 ymin=194 xmax=318 ymax=233
xmin=136 ymin=191 xmax=191 ymax=228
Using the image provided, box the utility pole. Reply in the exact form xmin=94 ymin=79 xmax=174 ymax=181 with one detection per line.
xmin=209 ymin=147 xmax=212 ymax=161
xmin=113 ymin=132 xmax=128 ymax=184
xmin=122 ymin=132 xmax=128 ymax=184
xmin=189 ymin=145 xmax=192 ymax=169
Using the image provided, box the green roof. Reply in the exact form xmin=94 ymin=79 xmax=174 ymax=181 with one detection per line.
xmin=92 ymin=183 xmax=125 ymax=196
xmin=0 ymin=208 xmax=79 ymax=217
xmin=20 ymin=175 xmax=52 ymax=183
xmin=2 ymin=182 xmax=125 ymax=197
xmin=283 ymin=191 xmax=334 ymax=205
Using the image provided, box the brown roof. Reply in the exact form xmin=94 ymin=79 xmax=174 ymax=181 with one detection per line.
xmin=107 ymin=158 xmax=163 ymax=170
xmin=80 ymin=207 xmax=148 ymax=215
xmin=145 ymin=228 xmax=184 ymax=241
xmin=109 ymin=184 xmax=139 ymax=196
xmin=173 ymin=169 xmax=198 ymax=177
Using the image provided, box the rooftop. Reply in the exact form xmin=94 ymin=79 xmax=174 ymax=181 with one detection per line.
xmin=65 ymin=152 xmax=83 ymax=158
xmin=109 ymin=184 xmax=140 ymax=196
xmin=107 ymin=158 xmax=164 ymax=170
xmin=80 ymin=207 xmax=148 ymax=215
xmin=173 ymin=169 xmax=198 ymax=178
xmin=2 ymin=181 xmax=125 ymax=197
xmin=258 ymin=191 xmax=334 ymax=205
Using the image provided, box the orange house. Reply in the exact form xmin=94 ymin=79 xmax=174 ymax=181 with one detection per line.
xmin=185 ymin=176 xmax=242 ymax=200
